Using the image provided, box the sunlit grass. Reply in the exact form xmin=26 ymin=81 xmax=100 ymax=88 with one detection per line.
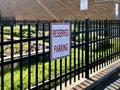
xmin=0 ymin=38 xmax=119 ymax=90
xmin=0 ymin=25 xmax=119 ymax=89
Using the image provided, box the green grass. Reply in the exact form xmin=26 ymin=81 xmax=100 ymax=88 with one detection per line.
xmin=0 ymin=48 xmax=84 ymax=90
xmin=0 ymin=38 xmax=119 ymax=90
xmin=0 ymin=25 xmax=49 ymax=57
xmin=0 ymin=25 xmax=49 ymax=40
xmin=0 ymin=25 xmax=120 ymax=89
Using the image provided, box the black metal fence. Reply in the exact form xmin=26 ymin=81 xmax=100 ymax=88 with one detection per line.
xmin=0 ymin=19 xmax=120 ymax=90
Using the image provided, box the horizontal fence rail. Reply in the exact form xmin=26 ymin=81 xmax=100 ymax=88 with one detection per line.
xmin=0 ymin=19 xmax=120 ymax=90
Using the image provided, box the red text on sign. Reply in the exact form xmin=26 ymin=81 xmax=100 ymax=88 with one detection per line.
xmin=54 ymin=44 xmax=68 ymax=53
xmin=53 ymin=29 xmax=68 ymax=37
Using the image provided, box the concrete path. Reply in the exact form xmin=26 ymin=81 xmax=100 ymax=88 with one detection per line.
xmin=70 ymin=60 xmax=120 ymax=90
xmin=93 ymin=70 xmax=120 ymax=90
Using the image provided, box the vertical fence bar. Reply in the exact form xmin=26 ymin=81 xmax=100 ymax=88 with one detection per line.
xmin=65 ymin=57 xmax=67 ymax=87
xmin=113 ymin=20 xmax=115 ymax=61
xmin=99 ymin=20 xmax=101 ymax=69
xmin=98 ymin=20 xmax=100 ymax=69
xmin=116 ymin=20 xmax=118 ymax=60
xmin=53 ymin=19 xmax=57 ymax=90
xmin=93 ymin=20 xmax=96 ymax=72
xmin=98 ymin=20 xmax=101 ymax=69
xmin=20 ymin=24 xmax=23 ymax=90
xmin=104 ymin=19 xmax=106 ymax=67
xmin=119 ymin=20 xmax=120 ymax=59
xmin=42 ymin=23 xmax=45 ymax=89
xmin=108 ymin=20 xmax=111 ymax=63
xmin=82 ymin=21 xmax=84 ymax=77
xmin=114 ymin=20 xmax=116 ymax=61
xmin=101 ymin=20 xmax=104 ymax=67
xmin=60 ymin=58 xmax=62 ymax=89
xmin=35 ymin=24 xmax=38 ymax=88
xmin=69 ymin=21 xmax=72 ymax=84
xmin=11 ymin=25 xmax=14 ymax=90
xmin=113 ymin=20 xmax=116 ymax=61
xmin=90 ymin=21 xmax=93 ymax=74
xmin=107 ymin=20 xmax=109 ymax=66
xmin=109 ymin=20 xmax=112 ymax=63
xmin=53 ymin=20 xmax=57 ymax=90
xmin=78 ymin=21 xmax=80 ymax=79
xmin=111 ymin=20 xmax=113 ymax=63
xmin=108 ymin=20 xmax=110 ymax=65
xmin=28 ymin=24 xmax=31 ymax=89
xmin=1 ymin=25 xmax=4 ymax=90
xmin=54 ymin=59 xmax=57 ymax=90
xmin=64 ymin=19 xmax=69 ymax=87
xmin=115 ymin=20 xmax=117 ymax=61
xmin=106 ymin=19 xmax=109 ymax=66
xmin=116 ymin=20 xmax=117 ymax=60
xmin=85 ymin=19 xmax=90 ymax=78
xmin=96 ymin=20 xmax=99 ymax=71
xmin=110 ymin=20 xmax=112 ymax=63
xmin=48 ymin=22 xmax=51 ymax=89
xmin=94 ymin=20 xmax=97 ymax=70
xmin=101 ymin=20 xmax=104 ymax=68
xmin=74 ymin=20 xmax=77 ymax=82
xmin=117 ymin=20 xmax=119 ymax=60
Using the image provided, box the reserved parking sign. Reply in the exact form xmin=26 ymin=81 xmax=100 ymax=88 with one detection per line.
xmin=50 ymin=23 xmax=70 ymax=60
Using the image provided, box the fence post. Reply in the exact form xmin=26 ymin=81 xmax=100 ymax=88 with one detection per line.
xmin=104 ymin=19 xmax=108 ymax=37
xmin=85 ymin=18 xmax=90 ymax=78
xmin=119 ymin=20 xmax=120 ymax=59
xmin=0 ymin=12 xmax=1 ymax=24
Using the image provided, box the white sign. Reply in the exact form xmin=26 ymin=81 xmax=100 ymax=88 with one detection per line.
xmin=50 ymin=23 xmax=70 ymax=60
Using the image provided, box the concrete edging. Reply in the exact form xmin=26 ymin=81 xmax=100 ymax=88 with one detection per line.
xmin=84 ymin=66 xmax=120 ymax=90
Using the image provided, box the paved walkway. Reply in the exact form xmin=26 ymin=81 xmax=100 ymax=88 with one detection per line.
xmin=70 ymin=60 xmax=120 ymax=90
xmin=94 ymin=73 xmax=120 ymax=90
